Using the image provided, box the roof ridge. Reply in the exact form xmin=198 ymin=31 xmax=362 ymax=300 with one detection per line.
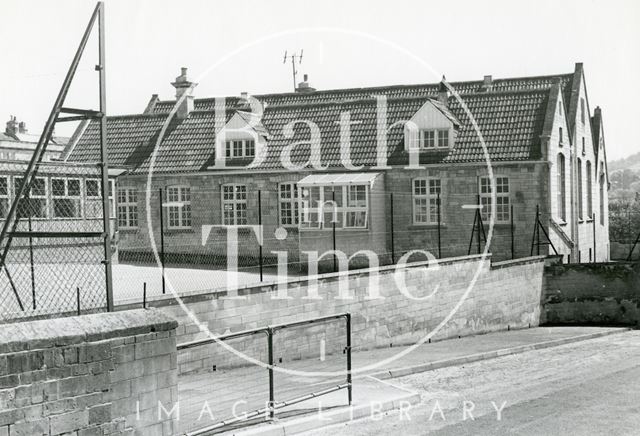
xmin=151 ymin=72 xmax=573 ymax=107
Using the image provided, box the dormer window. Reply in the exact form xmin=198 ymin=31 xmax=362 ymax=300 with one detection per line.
xmin=419 ymin=129 xmax=449 ymax=149
xmin=438 ymin=130 xmax=449 ymax=148
xmin=225 ymin=139 xmax=255 ymax=158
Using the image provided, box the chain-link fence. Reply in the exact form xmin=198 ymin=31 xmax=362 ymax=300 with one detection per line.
xmin=110 ymin=186 xmax=567 ymax=305
xmin=609 ymin=202 xmax=640 ymax=260
xmin=0 ymin=161 xmax=113 ymax=322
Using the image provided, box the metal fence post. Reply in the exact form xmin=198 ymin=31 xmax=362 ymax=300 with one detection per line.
xmin=510 ymin=204 xmax=515 ymax=259
xmin=77 ymin=287 xmax=81 ymax=316
xmin=346 ymin=313 xmax=352 ymax=405
xmin=267 ymin=328 xmax=275 ymax=419
xmin=258 ymin=190 xmax=263 ymax=281
xmin=437 ymin=191 xmax=442 ymax=259
xmin=159 ymin=188 xmax=166 ymax=294
xmin=536 ymin=205 xmax=540 ymax=256
xmin=143 ymin=282 xmax=147 ymax=309
xmin=332 ymin=190 xmax=337 ymax=273
xmin=28 ymin=211 xmax=36 ymax=309
xmin=593 ymin=212 xmax=596 ymax=263
xmin=390 ymin=193 xmax=395 ymax=264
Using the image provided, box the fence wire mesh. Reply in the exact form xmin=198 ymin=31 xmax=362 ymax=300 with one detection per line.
xmin=0 ymin=161 xmax=111 ymax=322
xmin=105 ymin=187 xmax=580 ymax=305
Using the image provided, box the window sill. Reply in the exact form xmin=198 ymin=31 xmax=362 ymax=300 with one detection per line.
xmin=557 ymin=220 xmax=567 ymax=227
xmin=118 ymin=228 xmax=139 ymax=232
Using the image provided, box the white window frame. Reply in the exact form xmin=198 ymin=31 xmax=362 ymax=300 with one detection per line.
xmin=437 ymin=129 xmax=449 ymax=148
xmin=225 ymin=139 xmax=256 ymax=159
xmin=299 ymin=185 xmax=369 ymax=230
xmin=479 ymin=176 xmax=510 ymax=223
xmin=166 ymin=186 xmax=192 ymax=229
xmin=278 ymin=182 xmax=299 ymax=227
xmin=418 ymin=129 xmax=450 ymax=149
xmin=0 ymin=176 xmax=9 ymax=220
xmin=117 ymin=187 xmax=138 ymax=229
xmin=84 ymin=178 xmax=102 ymax=219
xmin=419 ymin=130 xmax=435 ymax=148
xmin=51 ymin=177 xmax=82 ymax=219
xmin=344 ymin=185 xmax=368 ymax=229
xmin=14 ymin=176 xmax=48 ymax=219
xmin=412 ymin=178 xmax=441 ymax=224
xmin=222 ymin=184 xmax=247 ymax=225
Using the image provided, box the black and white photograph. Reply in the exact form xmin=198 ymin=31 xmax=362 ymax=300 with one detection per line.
xmin=0 ymin=0 xmax=639 ymax=435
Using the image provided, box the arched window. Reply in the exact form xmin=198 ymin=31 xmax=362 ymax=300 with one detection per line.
xmin=577 ymin=159 xmax=583 ymax=220
xmin=586 ymin=161 xmax=593 ymax=218
xmin=599 ymin=174 xmax=605 ymax=225
xmin=557 ymin=153 xmax=566 ymax=221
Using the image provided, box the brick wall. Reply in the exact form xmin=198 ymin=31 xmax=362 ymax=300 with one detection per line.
xmin=542 ymin=259 xmax=640 ymax=325
xmin=133 ymin=254 xmax=546 ymax=375
xmin=0 ymin=309 xmax=179 ymax=436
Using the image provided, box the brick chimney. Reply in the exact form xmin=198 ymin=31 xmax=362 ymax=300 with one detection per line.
xmin=296 ymin=74 xmax=316 ymax=93
xmin=437 ymin=76 xmax=449 ymax=106
xmin=18 ymin=121 xmax=27 ymax=133
xmin=5 ymin=116 xmax=17 ymax=136
xmin=482 ymin=75 xmax=493 ymax=91
xmin=171 ymin=67 xmax=197 ymax=119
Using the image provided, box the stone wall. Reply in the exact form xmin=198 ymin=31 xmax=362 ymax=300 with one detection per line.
xmin=133 ymin=254 xmax=546 ymax=375
xmin=0 ymin=309 xmax=178 ymax=436
xmin=542 ymin=259 xmax=640 ymax=325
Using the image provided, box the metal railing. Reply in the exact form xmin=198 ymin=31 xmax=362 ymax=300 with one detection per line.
xmin=177 ymin=312 xmax=352 ymax=435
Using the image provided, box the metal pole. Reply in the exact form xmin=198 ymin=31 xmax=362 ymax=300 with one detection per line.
xmin=510 ymin=204 xmax=515 ymax=259
xmin=97 ymin=3 xmax=114 ymax=312
xmin=159 ymin=188 xmax=166 ymax=294
xmin=346 ymin=313 xmax=352 ymax=405
xmin=332 ymin=190 xmax=337 ymax=273
xmin=536 ymin=205 xmax=540 ymax=256
xmin=258 ymin=190 xmax=263 ymax=281
xmin=390 ymin=193 xmax=395 ymax=264
xmin=592 ymin=212 xmax=596 ymax=263
xmin=143 ymin=282 xmax=147 ymax=309
xmin=267 ymin=328 xmax=275 ymax=419
xmin=77 ymin=287 xmax=81 ymax=316
xmin=437 ymin=191 xmax=442 ymax=259
xmin=28 ymin=212 xmax=36 ymax=310
xmin=477 ymin=194 xmax=481 ymax=255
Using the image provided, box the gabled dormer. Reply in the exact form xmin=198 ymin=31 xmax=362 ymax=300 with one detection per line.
xmin=404 ymin=94 xmax=460 ymax=153
xmin=213 ymin=108 xmax=269 ymax=167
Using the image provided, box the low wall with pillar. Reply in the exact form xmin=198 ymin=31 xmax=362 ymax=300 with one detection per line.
xmin=0 ymin=309 xmax=178 ymax=436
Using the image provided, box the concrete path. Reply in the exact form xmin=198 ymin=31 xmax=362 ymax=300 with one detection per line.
xmin=302 ymin=329 xmax=640 ymax=436
xmin=177 ymin=326 xmax=627 ymax=435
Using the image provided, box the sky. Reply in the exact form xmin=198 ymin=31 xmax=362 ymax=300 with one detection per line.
xmin=0 ymin=0 xmax=638 ymax=160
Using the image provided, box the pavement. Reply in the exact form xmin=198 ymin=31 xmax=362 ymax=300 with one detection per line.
xmin=176 ymin=326 xmax=629 ymax=435
xmin=302 ymin=329 xmax=640 ymax=436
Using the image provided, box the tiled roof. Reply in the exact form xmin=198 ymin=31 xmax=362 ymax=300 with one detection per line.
xmin=149 ymin=73 xmax=572 ymax=113
xmin=66 ymin=73 xmax=568 ymax=174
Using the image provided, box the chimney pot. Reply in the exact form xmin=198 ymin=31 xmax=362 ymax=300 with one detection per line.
xmin=171 ymin=67 xmax=197 ymax=118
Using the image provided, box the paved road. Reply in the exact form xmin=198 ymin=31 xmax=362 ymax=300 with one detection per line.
xmin=302 ymin=330 xmax=640 ymax=436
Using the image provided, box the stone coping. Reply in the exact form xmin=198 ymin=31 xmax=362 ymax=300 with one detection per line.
xmin=116 ymin=254 xmax=493 ymax=310
xmin=0 ymin=308 xmax=178 ymax=354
